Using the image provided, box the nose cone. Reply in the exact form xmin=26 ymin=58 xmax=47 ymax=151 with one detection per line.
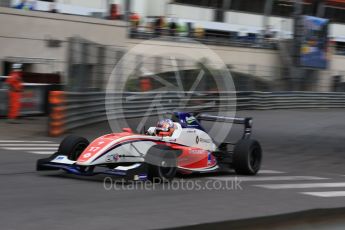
xmin=76 ymin=132 xmax=134 ymax=165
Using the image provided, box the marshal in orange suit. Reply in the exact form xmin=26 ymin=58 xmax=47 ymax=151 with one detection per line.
xmin=6 ymin=64 xmax=24 ymax=120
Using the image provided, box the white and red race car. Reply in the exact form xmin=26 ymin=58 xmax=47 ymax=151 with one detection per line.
xmin=37 ymin=112 xmax=262 ymax=181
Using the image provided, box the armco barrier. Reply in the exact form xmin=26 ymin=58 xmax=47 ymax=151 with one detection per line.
xmin=0 ymin=89 xmax=8 ymax=117
xmin=48 ymin=91 xmax=345 ymax=136
xmin=48 ymin=91 xmax=66 ymax=137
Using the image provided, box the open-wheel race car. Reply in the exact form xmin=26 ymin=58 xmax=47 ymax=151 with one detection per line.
xmin=37 ymin=112 xmax=262 ymax=181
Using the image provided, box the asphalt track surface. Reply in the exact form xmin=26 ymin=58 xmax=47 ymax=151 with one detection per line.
xmin=0 ymin=109 xmax=345 ymax=230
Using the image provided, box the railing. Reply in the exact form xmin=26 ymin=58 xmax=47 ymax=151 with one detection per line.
xmin=0 ymin=0 xmax=11 ymax=7
xmin=47 ymin=91 xmax=345 ymax=136
xmin=129 ymin=27 xmax=278 ymax=50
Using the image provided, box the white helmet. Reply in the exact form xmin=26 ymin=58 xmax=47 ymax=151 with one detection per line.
xmin=156 ymin=119 xmax=174 ymax=132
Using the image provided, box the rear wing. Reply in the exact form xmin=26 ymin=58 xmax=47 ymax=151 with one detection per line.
xmin=196 ymin=114 xmax=253 ymax=139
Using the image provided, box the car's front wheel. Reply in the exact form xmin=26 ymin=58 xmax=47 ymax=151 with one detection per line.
xmin=145 ymin=145 xmax=179 ymax=182
xmin=58 ymin=135 xmax=89 ymax=161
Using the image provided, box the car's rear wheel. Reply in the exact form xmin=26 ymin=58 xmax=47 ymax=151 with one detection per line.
xmin=233 ymin=139 xmax=262 ymax=175
xmin=145 ymin=145 xmax=178 ymax=182
xmin=58 ymin=135 xmax=89 ymax=161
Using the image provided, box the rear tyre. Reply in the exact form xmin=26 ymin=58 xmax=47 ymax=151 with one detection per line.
xmin=145 ymin=145 xmax=178 ymax=182
xmin=58 ymin=135 xmax=89 ymax=161
xmin=233 ymin=139 xmax=262 ymax=175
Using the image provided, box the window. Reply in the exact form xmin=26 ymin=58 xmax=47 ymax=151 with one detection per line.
xmin=230 ymin=0 xmax=265 ymax=14
xmin=174 ymin=0 xmax=223 ymax=8
xmin=325 ymin=7 xmax=345 ymax=24
xmin=302 ymin=3 xmax=313 ymax=15
xmin=271 ymin=0 xmax=294 ymax=17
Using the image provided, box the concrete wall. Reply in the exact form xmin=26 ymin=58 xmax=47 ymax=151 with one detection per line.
xmin=0 ymin=7 xmax=127 ymax=76
xmin=57 ymin=0 xmax=105 ymax=9
xmin=126 ymin=39 xmax=280 ymax=79
xmin=318 ymin=54 xmax=345 ymax=91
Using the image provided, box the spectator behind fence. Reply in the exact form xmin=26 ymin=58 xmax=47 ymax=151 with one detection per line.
xmin=14 ymin=0 xmax=35 ymax=10
xmin=155 ymin=16 xmax=165 ymax=37
xmin=169 ymin=18 xmax=177 ymax=37
xmin=49 ymin=3 xmax=58 ymax=13
xmin=264 ymin=26 xmax=274 ymax=39
xmin=238 ymin=28 xmax=248 ymax=42
xmin=194 ymin=26 xmax=205 ymax=39
xmin=130 ymin=12 xmax=140 ymax=31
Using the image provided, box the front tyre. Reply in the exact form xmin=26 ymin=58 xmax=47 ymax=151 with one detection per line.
xmin=233 ymin=139 xmax=262 ymax=175
xmin=145 ymin=145 xmax=178 ymax=182
xmin=58 ymin=135 xmax=89 ymax=161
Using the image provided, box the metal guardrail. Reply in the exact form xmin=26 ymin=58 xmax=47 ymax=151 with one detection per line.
xmin=0 ymin=89 xmax=8 ymax=117
xmin=0 ymin=0 xmax=11 ymax=7
xmin=48 ymin=91 xmax=345 ymax=135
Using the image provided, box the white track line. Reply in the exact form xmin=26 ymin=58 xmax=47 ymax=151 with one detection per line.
xmin=0 ymin=144 xmax=59 ymax=147
xmin=0 ymin=140 xmax=52 ymax=143
xmin=256 ymin=182 xmax=345 ymax=189
xmin=3 ymin=147 xmax=58 ymax=150
xmin=207 ymin=176 xmax=328 ymax=182
xmin=301 ymin=191 xmax=345 ymax=197
xmin=29 ymin=151 xmax=56 ymax=155
xmin=259 ymin=170 xmax=285 ymax=174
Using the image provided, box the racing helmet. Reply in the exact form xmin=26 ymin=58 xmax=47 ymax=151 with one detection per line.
xmin=156 ymin=119 xmax=175 ymax=137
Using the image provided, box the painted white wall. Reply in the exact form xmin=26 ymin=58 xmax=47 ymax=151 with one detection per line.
xmin=168 ymin=4 xmax=214 ymax=21
xmin=131 ymin=0 xmax=147 ymax=17
xmin=57 ymin=0 xmax=105 ymax=9
xmin=0 ymin=7 xmax=126 ymax=76
xmin=330 ymin=24 xmax=345 ymax=41
xmin=225 ymin=11 xmax=263 ymax=28
xmin=146 ymin=0 xmax=169 ymax=17
xmin=225 ymin=11 xmax=293 ymax=35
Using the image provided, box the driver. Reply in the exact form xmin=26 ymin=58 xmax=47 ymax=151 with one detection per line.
xmin=155 ymin=119 xmax=175 ymax=137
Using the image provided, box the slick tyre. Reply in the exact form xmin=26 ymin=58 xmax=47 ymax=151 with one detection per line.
xmin=58 ymin=135 xmax=89 ymax=161
xmin=145 ymin=145 xmax=179 ymax=182
xmin=233 ymin=139 xmax=262 ymax=175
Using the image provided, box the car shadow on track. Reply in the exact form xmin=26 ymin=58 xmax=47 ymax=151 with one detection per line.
xmin=37 ymin=170 xmax=238 ymax=183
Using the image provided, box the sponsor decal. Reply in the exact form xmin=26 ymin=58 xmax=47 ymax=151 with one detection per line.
xmin=78 ymin=137 xmax=113 ymax=162
xmin=55 ymin=156 xmax=65 ymax=160
xmin=113 ymin=153 xmax=120 ymax=161
xmin=134 ymin=174 xmax=147 ymax=181
xmin=106 ymin=153 xmax=120 ymax=162
xmin=82 ymin=153 xmax=92 ymax=158
xmin=189 ymin=149 xmax=206 ymax=155
xmin=186 ymin=130 xmax=196 ymax=133
xmin=207 ymin=152 xmax=216 ymax=166
xmin=199 ymin=138 xmax=212 ymax=144
xmin=186 ymin=116 xmax=196 ymax=124
xmin=89 ymin=147 xmax=101 ymax=152
xmin=139 ymin=174 xmax=147 ymax=180
xmin=196 ymin=136 xmax=199 ymax=144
